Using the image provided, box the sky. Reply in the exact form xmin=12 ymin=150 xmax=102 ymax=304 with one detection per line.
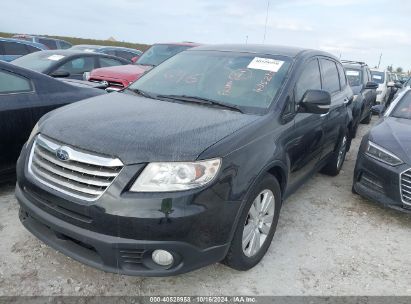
xmin=1 ymin=0 xmax=410 ymax=71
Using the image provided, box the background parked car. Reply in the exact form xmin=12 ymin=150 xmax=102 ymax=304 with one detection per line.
xmin=16 ymin=44 xmax=353 ymax=276
xmin=0 ymin=61 xmax=105 ymax=182
xmin=69 ymin=45 xmax=143 ymax=62
xmin=342 ymin=60 xmax=378 ymax=137
xmin=370 ymin=69 xmax=392 ymax=105
xmin=87 ymin=42 xmax=200 ymax=91
xmin=0 ymin=37 xmax=47 ymax=62
xmin=12 ymin=50 xmax=129 ymax=80
xmin=353 ymin=87 xmax=411 ymax=213
xmin=12 ymin=34 xmax=72 ymax=50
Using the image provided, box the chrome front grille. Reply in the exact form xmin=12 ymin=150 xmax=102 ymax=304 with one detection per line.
xmin=28 ymin=134 xmax=123 ymax=201
xmin=401 ymin=169 xmax=411 ymax=206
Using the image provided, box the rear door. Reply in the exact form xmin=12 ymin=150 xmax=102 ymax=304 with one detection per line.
xmin=0 ymin=69 xmax=38 ymax=172
xmin=319 ymin=58 xmax=350 ymax=159
xmin=287 ymin=57 xmax=326 ymax=187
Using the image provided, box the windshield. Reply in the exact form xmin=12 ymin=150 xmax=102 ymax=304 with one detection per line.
xmin=12 ymin=52 xmax=66 ymax=72
xmin=135 ymin=44 xmax=192 ymax=66
xmin=371 ymin=71 xmax=385 ymax=84
xmin=391 ymin=91 xmax=411 ymax=119
xmin=345 ymin=68 xmax=362 ymax=87
xmin=129 ymin=50 xmax=292 ymax=114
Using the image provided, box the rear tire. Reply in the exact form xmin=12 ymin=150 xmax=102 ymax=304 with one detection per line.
xmin=361 ymin=110 xmax=372 ymax=124
xmin=223 ymin=174 xmax=281 ymax=271
xmin=321 ymin=130 xmax=348 ymax=176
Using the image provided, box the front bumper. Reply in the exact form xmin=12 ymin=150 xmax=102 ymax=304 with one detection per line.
xmin=15 ymin=142 xmax=240 ymax=276
xmin=353 ymin=152 xmax=411 ymax=213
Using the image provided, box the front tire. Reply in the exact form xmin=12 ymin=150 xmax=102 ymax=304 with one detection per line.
xmin=223 ymin=174 xmax=281 ymax=271
xmin=361 ymin=110 xmax=372 ymax=124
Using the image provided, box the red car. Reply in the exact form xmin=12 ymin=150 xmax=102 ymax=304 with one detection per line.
xmin=88 ymin=42 xmax=201 ymax=90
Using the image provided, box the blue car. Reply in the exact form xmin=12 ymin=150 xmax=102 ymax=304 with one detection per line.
xmin=70 ymin=44 xmax=143 ymax=62
xmin=0 ymin=38 xmax=47 ymax=62
xmin=12 ymin=34 xmax=72 ymax=50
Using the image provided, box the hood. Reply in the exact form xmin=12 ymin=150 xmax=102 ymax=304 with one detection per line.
xmin=39 ymin=93 xmax=260 ymax=164
xmin=90 ymin=64 xmax=153 ymax=81
xmin=369 ymin=117 xmax=411 ymax=164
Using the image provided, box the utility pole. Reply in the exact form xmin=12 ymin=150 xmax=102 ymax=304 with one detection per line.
xmin=263 ymin=0 xmax=270 ymax=43
xmin=377 ymin=53 xmax=382 ymax=69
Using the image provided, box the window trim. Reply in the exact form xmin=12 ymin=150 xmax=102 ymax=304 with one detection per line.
xmin=294 ymin=56 xmax=322 ymax=104
xmin=0 ymin=69 xmax=35 ymax=95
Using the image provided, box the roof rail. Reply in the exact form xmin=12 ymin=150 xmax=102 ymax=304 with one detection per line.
xmin=341 ymin=60 xmax=367 ymax=66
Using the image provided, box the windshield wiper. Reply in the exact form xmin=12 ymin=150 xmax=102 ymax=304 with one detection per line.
xmin=125 ymin=88 xmax=157 ymax=99
xmin=156 ymin=94 xmax=243 ymax=113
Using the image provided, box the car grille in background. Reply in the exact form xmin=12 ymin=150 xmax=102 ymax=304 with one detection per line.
xmin=401 ymin=169 xmax=411 ymax=206
xmin=28 ymin=134 xmax=123 ymax=201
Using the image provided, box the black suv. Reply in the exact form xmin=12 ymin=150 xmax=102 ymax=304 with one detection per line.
xmin=342 ymin=61 xmax=378 ymax=137
xmin=16 ymin=44 xmax=353 ymax=276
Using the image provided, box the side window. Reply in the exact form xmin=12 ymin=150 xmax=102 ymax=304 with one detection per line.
xmin=0 ymin=70 xmax=32 ymax=94
xmin=0 ymin=42 xmax=4 ymax=55
xmin=295 ymin=58 xmax=322 ymax=103
xmin=59 ymin=41 xmax=72 ymax=49
xmin=38 ymin=38 xmax=58 ymax=50
xmin=3 ymin=42 xmax=29 ymax=55
xmin=336 ymin=63 xmax=347 ymax=88
xmin=56 ymin=57 xmax=95 ymax=75
xmin=116 ymin=50 xmax=135 ymax=61
xmin=103 ymin=49 xmax=117 ymax=56
xmin=25 ymin=45 xmax=40 ymax=53
xmin=99 ymin=57 xmax=124 ymax=68
xmin=320 ymin=59 xmax=340 ymax=93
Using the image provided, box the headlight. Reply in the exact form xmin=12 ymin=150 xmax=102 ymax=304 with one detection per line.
xmin=26 ymin=122 xmax=39 ymax=145
xmin=130 ymin=158 xmax=221 ymax=192
xmin=365 ymin=141 xmax=403 ymax=166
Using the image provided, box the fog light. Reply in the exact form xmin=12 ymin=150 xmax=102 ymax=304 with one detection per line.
xmin=152 ymin=250 xmax=174 ymax=266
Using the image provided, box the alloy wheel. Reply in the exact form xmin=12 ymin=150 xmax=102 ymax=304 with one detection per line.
xmin=242 ymin=189 xmax=275 ymax=257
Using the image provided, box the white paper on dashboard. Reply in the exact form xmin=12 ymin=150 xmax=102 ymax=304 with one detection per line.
xmin=247 ymin=57 xmax=284 ymax=72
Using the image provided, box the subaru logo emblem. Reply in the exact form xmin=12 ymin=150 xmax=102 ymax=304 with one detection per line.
xmin=56 ymin=147 xmax=69 ymax=161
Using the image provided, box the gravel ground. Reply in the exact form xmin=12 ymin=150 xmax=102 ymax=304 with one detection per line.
xmin=1 ymin=117 xmax=411 ymax=296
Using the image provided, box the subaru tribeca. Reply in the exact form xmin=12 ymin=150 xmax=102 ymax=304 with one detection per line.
xmin=16 ymin=44 xmax=353 ymax=276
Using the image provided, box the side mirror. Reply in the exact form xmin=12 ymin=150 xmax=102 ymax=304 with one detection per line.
xmin=365 ymin=81 xmax=379 ymax=90
xmin=387 ymin=81 xmax=395 ymax=87
xmin=299 ymin=90 xmax=331 ymax=115
xmin=83 ymin=71 xmax=91 ymax=81
xmin=394 ymin=82 xmax=403 ymax=89
xmin=131 ymin=56 xmax=140 ymax=63
xmin=371 ymin=104 xmax=384 ymax=116
xmin=51 ymin=70 xmax=70 ymax=78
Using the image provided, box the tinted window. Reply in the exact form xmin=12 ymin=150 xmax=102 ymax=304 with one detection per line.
xmin=345 ymin=68 xmax=362 ymax=87
xmin=0 ymin=70 xmax=32 ymax=94
xmin=38 ymin=38 xmax=58 ymax=50
xmin=295 ymin=59 xmax=321 ymax=102
xmin=26 ymin=44 xmax=41 ymax=53
xmin=103 ymin=49 xmax=117 ymax=56
xmin=99 ymin=57 xmax=124 ymax=67
xmin=56 ymin=57 xmax=95 ymax=75
xmin=3 ymin=42 xmax=29 ymax=55
xmin=116 ymin=50 xmax=135 ymax=61
xmin=337 ymin=63 xmax=347 ymax=88
xmin=59 ymin=41 xmax=72 ymax=49
xmin=371 ymin=71 xmax=385 ymax=84
xmin=320 ymin=59 xmax=340 ymax=93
